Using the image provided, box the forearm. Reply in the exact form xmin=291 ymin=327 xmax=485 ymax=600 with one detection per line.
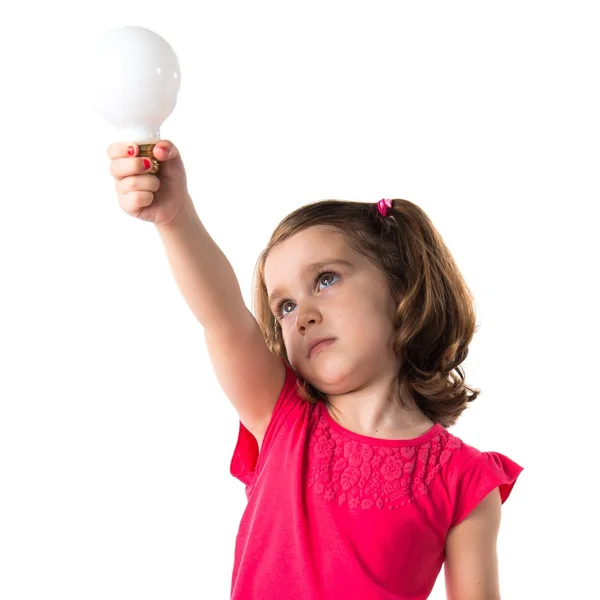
xmin=155 ymin=199 xmax=249 ymax=337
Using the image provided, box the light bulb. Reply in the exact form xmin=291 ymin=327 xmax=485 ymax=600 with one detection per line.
xmin=90 ymin=26 xmax=181 ymax=174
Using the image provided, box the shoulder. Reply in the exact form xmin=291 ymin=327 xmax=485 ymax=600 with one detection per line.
xmin=438 ymin=428 xmax=524 ymax=528
xmin=430 ymin=427 xmax=479 ymax=480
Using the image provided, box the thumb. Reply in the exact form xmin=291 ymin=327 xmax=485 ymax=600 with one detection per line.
xmin=152 ymin=140 xmax=181 ymax=163
xmin=151 ymin=140 xmax=187 ymax=183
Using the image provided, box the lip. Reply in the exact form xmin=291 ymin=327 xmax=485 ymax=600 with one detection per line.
xmin=308 ymin=338 xmax=336 ymax=358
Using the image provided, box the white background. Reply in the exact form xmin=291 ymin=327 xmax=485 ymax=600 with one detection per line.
xmin=1 ymin=1 xmax=598 ymax=598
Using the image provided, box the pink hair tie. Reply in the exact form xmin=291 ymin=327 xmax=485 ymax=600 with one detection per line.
xmin=377 ymin=198 xmax=393 ymax=217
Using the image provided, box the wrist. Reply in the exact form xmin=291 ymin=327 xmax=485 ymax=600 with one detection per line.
xmin=156 ymin=195 xmax=198 ymax=231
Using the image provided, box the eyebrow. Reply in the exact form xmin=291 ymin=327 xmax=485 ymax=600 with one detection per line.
xmin=268 ymin=258 xmax=354 ymax=307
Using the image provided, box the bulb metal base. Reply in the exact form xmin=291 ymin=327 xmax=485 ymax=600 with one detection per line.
xmin=138 ymin=143 xmax=160 ymax=175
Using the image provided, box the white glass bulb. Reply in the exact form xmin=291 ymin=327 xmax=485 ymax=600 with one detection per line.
xmin=90 ymin=26 xmax=181 ymax=144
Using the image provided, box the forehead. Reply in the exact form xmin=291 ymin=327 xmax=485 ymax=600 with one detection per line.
xmin=264 ymin=227 xmax=352 ymax=290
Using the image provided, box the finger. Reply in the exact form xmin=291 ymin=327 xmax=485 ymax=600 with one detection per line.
xmin=107 ymin=142 xmax=138 ymax=160
xmin=110 ymin=156 xmax=155 ymax=180
xmin=152 ymin=140 xmax=180 ymax=162
xmin=119 ymin=190 xmax=155 ymax=213
xmin=115 ymin=173 xmax=161 ymax=196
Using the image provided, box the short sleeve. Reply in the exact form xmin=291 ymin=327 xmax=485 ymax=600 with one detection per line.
xmin=229 ymin=360 xmax=299 ymax=487
xmin=451 ymin=451 xmax=524 ymax=527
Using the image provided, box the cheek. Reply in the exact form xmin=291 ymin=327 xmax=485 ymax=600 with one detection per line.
xmin=348 ymin=311 xmax=392 ymax=340
xmin=339 ymin=293 xmax=395 ymax=337
xmin=282 ymin=336 xmax=302 ymax=371
xmin=280 ymin=324 xmax=296 ymax=356
xmin=342 ymin=290 xmax=383 ymax=319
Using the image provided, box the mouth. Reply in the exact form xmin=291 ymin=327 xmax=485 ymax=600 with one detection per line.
xmin=308 ymin=338 xmax=336 ymax=358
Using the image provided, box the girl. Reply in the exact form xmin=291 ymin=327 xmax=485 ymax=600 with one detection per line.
xmin=108 ymin=140 xmax=523 ymax=600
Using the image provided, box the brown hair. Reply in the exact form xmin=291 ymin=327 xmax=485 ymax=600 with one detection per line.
xmin=252 ymin=199 xmax=480 ymax=428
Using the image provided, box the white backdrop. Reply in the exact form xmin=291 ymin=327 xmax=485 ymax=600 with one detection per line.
xmin=1 ymin=1 xmax=598 ymax=598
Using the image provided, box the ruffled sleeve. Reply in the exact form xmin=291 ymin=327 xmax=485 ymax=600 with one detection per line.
xmin=230 ymin=360 xmax=299 ymax=488
xmin=451 ymin=451 xmax=524 ymax=527
xmin=230 ymin=420 xmax=260 ymax=488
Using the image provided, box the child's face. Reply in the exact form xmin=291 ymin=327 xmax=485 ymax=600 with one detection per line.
xmin=263 ymin=226 xmax=399 ymax=395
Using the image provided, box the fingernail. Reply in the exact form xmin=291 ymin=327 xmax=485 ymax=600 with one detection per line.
xmin=143 ymin=158 xmax=151 ymax=170
xmin=127 ymin=146 xmax=135 ymax=156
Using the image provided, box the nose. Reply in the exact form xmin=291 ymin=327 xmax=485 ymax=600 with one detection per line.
xmin=295 ymin=301 xmax=322 ymax=334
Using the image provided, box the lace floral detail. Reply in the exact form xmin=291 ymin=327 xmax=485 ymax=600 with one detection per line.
xmin=307 ymin=413 xmax=462 ymax=511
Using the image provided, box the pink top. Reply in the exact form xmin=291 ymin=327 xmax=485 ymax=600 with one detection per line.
xmin=230 ymin=362 xmax=523 ymax=599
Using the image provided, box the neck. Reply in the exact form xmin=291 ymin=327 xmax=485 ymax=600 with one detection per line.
xmin=324 ymin=375 xmax=434 ymax=440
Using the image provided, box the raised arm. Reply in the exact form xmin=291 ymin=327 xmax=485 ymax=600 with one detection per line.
xmin=108 ymin=140 xmax=284 ymax=446
xmin=155 ymin=201 xmax=285 ymax=446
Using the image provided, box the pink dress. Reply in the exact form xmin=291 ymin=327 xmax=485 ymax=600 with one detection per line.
xmin=230 ymin=361 xmax=523 ymax=599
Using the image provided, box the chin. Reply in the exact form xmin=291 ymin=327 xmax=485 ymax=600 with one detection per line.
xmin=306 ymin=357 xmax=355 ymax=395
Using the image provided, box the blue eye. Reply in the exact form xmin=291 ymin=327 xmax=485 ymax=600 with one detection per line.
xmin=279 ymin=301 xmax=295 ymax=317
xmin=318 ymin=273 xmax=339 ymax=290
xmin=275 ymin=271 xmax=340 ymax=319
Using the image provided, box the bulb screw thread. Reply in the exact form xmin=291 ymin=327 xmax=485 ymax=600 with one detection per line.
xmin=138 ymin=144 xmax=160 ymax=175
